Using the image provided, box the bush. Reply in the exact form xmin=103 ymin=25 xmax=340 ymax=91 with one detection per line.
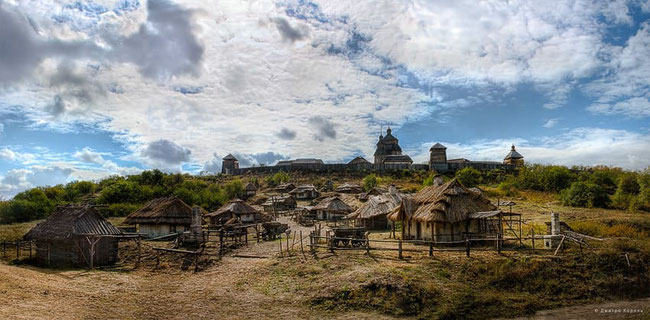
xmin=560 ymin=181 xmax=609 ymax=208
xmin=455 ymin=167 xmax=481 ymax=188
xmin=497 ymin=179 xmax=518 ymax=196
xmin=265 ymin=172 xmax=290 ymax=187
xmin=224 ymin=179 xmax=245 ymax=199
xmin=618 ymin=173 xmax=640 ymax=195
xmin=362 ymin=174 xmax=378 ymax=191
xmin=104 ymin=203 xmax=141 ymax=217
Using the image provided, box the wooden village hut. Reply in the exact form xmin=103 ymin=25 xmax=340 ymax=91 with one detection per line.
xmin=311 ymin=196 xmax=353 ymax=221
xmin=124 ymin=196 xmax=193 ymax=238
xmin=336 ymin=183 xmax=363 ymax=194
xmin=23 ymin=205 xmax=123 ymax=267
xmin=262 ymin=195 xmax=297 ymax=213
xmin=274 ymin=183 xmax=296 ymax=194
xmin=245 ymin=182 xmax=258 ymax=198
xmin=348 ymin=186 xmax=403 ymax=229
xmin=289 ymin=184 xmax=320 ymax=200
xmin=359 ymin=187 xmax=385 ymax=202
xmin=388 ymin=178 xmax=520 ymax=242
xmin=206 ymin=199 xmax=266 ymax=226
xmin=321 ymin=180 xmax=334 ymax=192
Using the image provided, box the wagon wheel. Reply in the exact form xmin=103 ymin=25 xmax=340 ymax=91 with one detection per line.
xmin=342 ymin=239 xmax=350 ymax=247
xmin=351 ymin=239 xmax=363 ymax=247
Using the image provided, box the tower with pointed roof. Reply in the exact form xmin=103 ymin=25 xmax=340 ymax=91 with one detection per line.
xmin=221 ymin=154 xmax=239 ymax=174
xmin=503 ymin=145 xmax=524 ymax=166
xmin=429 ymin=143 xmax=447 ymax=168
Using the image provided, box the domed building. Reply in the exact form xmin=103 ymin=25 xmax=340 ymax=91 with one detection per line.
xmin=503 ymin=145 xmax=524 ymax=166
xmin=373 ymin=127 xmax=413 ymax=167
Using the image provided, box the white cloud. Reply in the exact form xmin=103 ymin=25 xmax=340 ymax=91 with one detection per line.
xmin=0 ymin=147 xmax=37 ymax=163
xmin=73 ymin=147 xmax=105 ymax=164
xmin=588 ymin=97 xmax=650 ymax=117
xmin=543 ymin=119 xmax=559 ymax=128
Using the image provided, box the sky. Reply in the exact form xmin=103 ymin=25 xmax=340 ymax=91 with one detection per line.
xmin=1 ymin=0 xmax=650 ymax=197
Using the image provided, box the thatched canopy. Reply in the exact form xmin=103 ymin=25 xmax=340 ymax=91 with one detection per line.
xmin=289 ymin=184 xmax=318 ymax=194
xmin=388 ymin=179 xmax=495 ymax=224
xmin=336 ymin=183 xmax=363 ymax=193
xmin=347 ymin=191 xmax=403 ymax=220
xmin=312 ymin=197 xmax=352 ymax=214
xmin=245 ymin=182 xmax=258 ymax=191
xmin=124 ymin=196 xmax=193 ymax=226
xmin=207 ymin=199 xmax=260 ymax=218
xmin=24 ymin=205 xmax=121 ymax=241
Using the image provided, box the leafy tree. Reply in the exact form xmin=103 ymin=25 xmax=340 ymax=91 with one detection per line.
xmin=455 ymin=167 xmax=481 ymax=188
xmin=540 ymin=166 xmax=575 ymax=192
xmin=618 ymin=173 xmax=640 ymax=195
xmin=224 ymin=179 xmax=245 ymax=199
xmin=98 ymin=180 xmax=138 ymax=204
xmin=561 ymin=181 xmax=609 ymax=208
xmin=265 ymin=172 xmax=290 ymax=187
xmin=362 ymin=174 xmax=378 ymax=191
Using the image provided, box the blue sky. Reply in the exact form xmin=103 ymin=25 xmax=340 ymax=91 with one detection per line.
xmin=1 ymin=0 xmax=650 ymax=197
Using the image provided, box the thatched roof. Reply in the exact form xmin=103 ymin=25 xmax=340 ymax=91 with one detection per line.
xmin=336 ymin=183 xmax=363 ymax=193
xmin=207 ymin=199 xmax=260 ymax=217
xmin=262 ymin=195 xmax=297 ymax=206
xmin=312 ymin=197 xmax=352 ymax=213
xmin=245 ymin=182 xmax=258 ymax=191
xmin=289 ymin=184 xmax=318 ymax=194
xmin=388 ymin=179 xmax=496 ymax=223
xmin=348 ymin=190 xmax=403 ymax=220
xmin=24 ymin=205 xmax=121 ymax=241
xmin=123 ymin=196 xmax=193 ymax=225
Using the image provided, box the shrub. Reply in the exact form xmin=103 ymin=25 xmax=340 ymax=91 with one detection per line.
xmin=265 ymin=172 xmax=290 ymax=187
xmin=560 ymin=181 xmax=609 ymax=208
xmin=497 ymin=179 xmax=518 ymax=196
xmin=455 ymin=167 xmax=481 ymax=188
xmin=224 ymin=179 xmax=245 ymax=199
xmin=362 ymin=174 xmax=378 ymax=191
xmin=618 ymin=173 xmax=640 ymax=195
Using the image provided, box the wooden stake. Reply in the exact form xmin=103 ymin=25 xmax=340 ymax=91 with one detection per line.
xmin=398 ymin=239 xmax=403 ymax=259
xmin=466 ymin=239 xmax=470 ymax=258
xmin=531 ymin=228 xmax=535 ymax=252
xmin=554 ymin=236 xmax=566 ymax=256
xmin=625 ymin=253 xmax=631 ymax=267
xmin=428 ymin=242 xmax=433 ymax=257
xmin=300 ymin=231 xmax=306 ymax=260
xmin=279 ymin=234 xmax=283 ymax=257
xmin=136 ymin=237 xmax=141 ymax=269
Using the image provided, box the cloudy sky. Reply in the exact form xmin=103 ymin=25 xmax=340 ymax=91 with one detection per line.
xmin=1 ymin=0 xmax=650 ymax=197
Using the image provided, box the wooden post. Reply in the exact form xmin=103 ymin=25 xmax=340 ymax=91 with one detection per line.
xmin=300 ymin=231 xmax=306 ymax=259
xmin=531 ymin=228 xmax=535 ymax=252
xmin=286 ymin=232 xmax=291 ymax=256
xmin=429 ymin=242 xmax=433 ymax=257
xmin=519 ymin=215 xmax=523 ymax=247
xmin=398 ymin=239 xmax=403 ymax=259
xmin=136 ymin=237 xmax=141 ymax=269
xmin=497 ymin=233 xmax=501 ymax=254
xmin=219 ymin=229 xmax=224 ymax=258
xmin=194 ymin=253 xmax=200 ymax=273
xmin=466 ymin=238 xmax=470 ymax=258
xmin=365 ymin=232 xmax=370 ymax=255
xmin=279 ymin=234 xmax=283 ymax=257
xmin=554 ymin=235 xmax=564 ymax=255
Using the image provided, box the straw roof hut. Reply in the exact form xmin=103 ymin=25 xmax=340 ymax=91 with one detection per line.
xmin=359 ymin=187 xmax=384 ymax=202
xmin=312 ymin=196 xmax=353 ymax=221
xmin=124 ymin=196 xmax=193 ymax=238
xmin=348 ymin=186 xmax=403 ymax=229
xmin=275 ymin=183 xmax=296 ymax=193
xmin=24 ymin=205 xmax=122 ymax=267
xmin=262 ymin=195 xmax=297 ymax=213
xmin=388 ymin=178 xmax=497 ymax=241
xmin=206 ymin=199 xmax=266 ymax=225
xmin=289 ymin=184 xmax=320 ymax=200
xmin=245 ymin=182 xmax=258 ymax=197
xmin=336 ymin=183 xmax=363 ymax=194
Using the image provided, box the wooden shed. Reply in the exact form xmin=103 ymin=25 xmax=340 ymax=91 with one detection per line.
xmin=312 ymin=197 xmax=353 ymax=221
xmin=388 ymin=178 xmax=518 ymax=242
xmin=245 ymin=182 xmax=258 ymax=198
xmin=348 ymin=187 xmax=403 ymax=230
xmin=206 ymin=199 xmax=267 ymax=226
xmin=124 ymin=196 xmax=193 ymax=238
xmin=289 ymin=184 xmax=320 ymax=200
xmin=262 ymin=195 xmax=297 ymax=213
xmin=336 ymin=183 xmax=363 ymax=194
xmin=23 ymin=205 xmax=122 ymax=267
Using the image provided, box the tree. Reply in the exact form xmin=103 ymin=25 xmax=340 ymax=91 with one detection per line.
xmin=618 ymin=173 xmax=640 ymax=195
xmin=455 ymin=167 xmax=481 ymax=188
xmin=561 ymin=181 xmax=609 ymax=208
xmin=362 ymin=174 xmax=378 ymax=191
